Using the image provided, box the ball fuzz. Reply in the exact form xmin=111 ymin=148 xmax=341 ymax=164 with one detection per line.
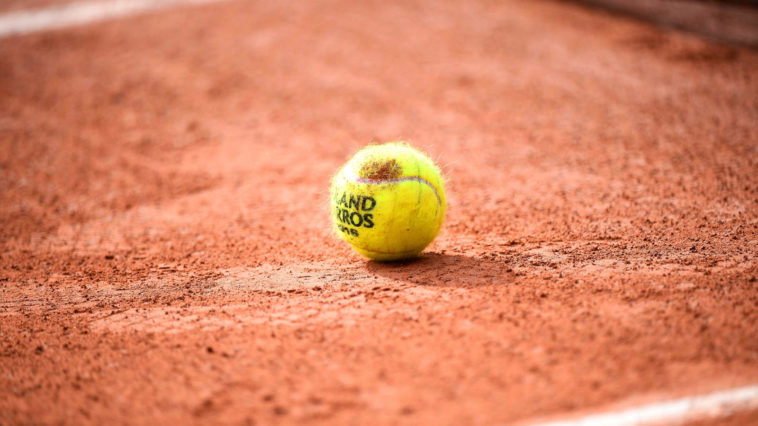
xmin=330 ymin=142 xmax=446 ymax=261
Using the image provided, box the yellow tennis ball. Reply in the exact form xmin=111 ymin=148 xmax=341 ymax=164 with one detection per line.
xmin=330 ymin=142 xmax=446 ymax=261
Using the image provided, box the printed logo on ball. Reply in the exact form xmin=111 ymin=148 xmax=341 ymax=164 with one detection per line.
xmin=334 ymin=192 xmax=375 ymax=237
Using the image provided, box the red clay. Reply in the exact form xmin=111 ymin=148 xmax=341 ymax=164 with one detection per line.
xmin=1 ymin=0 xmax=757 ymax=424
xmin=0 ymin=0 xmax=100 ymax=14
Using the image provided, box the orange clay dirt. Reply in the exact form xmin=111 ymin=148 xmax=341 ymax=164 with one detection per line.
xmin=1 ymin=0 xmax=757 ymax=424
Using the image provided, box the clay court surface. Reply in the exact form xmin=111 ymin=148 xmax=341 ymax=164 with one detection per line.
xmin=1 ymin=0 xmax=757 ymax=424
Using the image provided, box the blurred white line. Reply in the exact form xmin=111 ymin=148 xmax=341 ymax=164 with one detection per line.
xmin=529 ymin=384 xmax=758 ymax=426
xmin=0 ymin=0 xmax=222 ymax=38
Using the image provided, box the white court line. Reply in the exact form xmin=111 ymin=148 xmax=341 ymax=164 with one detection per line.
xmin=0 ymin=0 xmax=222 ymax=38
xmin=529 ymin=384 xmax=758 ymax=426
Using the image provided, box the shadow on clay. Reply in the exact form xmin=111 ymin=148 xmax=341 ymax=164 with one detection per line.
xmin=364 ymin=252 xmax=515 ymax=287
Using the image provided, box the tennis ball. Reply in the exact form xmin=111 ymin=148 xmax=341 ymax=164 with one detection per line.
xmin=330 ymin=142 xmax=446 ymax=261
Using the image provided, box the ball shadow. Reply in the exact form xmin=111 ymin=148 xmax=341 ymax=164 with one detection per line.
xmin=364 ymin=252 xmax=516 ymax=287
